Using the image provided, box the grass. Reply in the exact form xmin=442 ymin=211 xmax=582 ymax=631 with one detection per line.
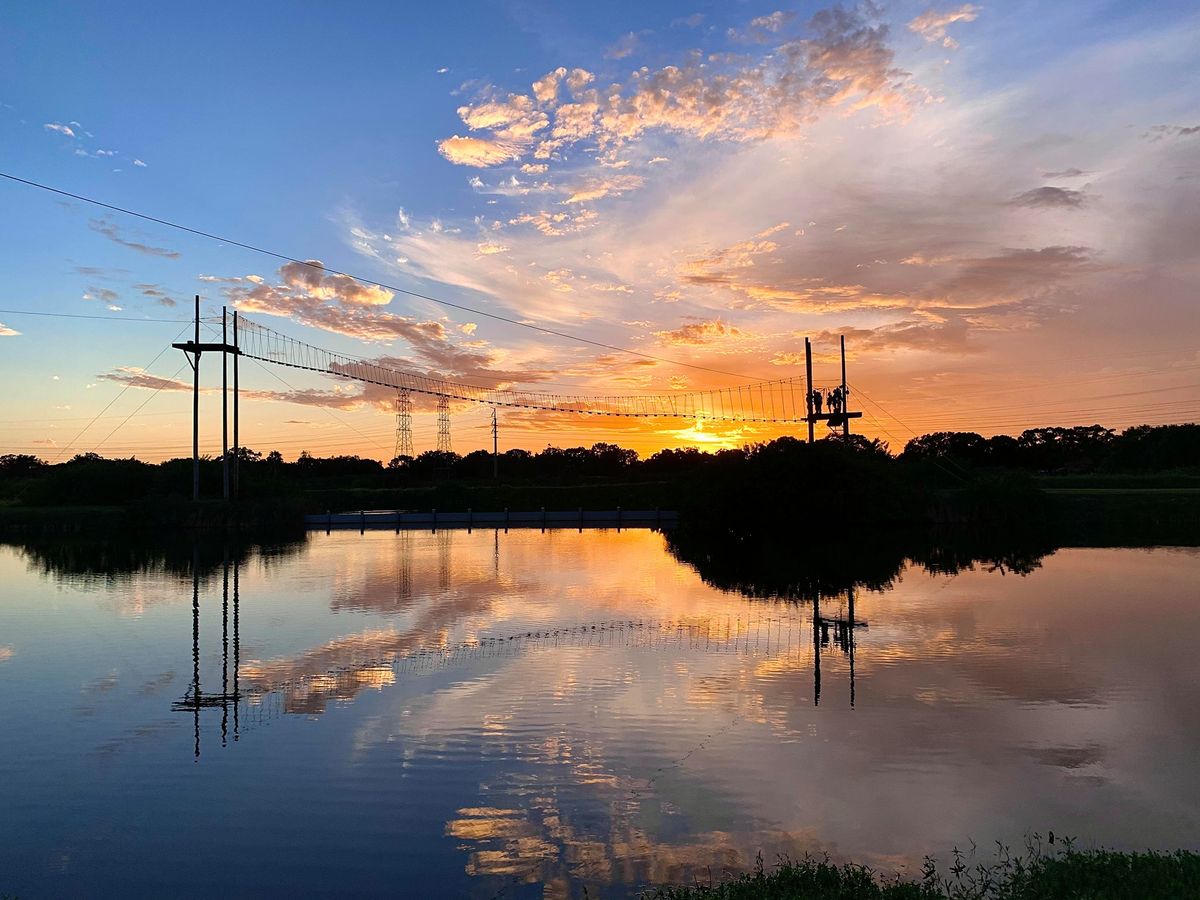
xmin=643 ymin=836 xmax=1200 ymax=899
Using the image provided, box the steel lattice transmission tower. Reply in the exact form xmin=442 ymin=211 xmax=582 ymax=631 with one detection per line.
xmin=393 ymin=389 xmax=413 ymax=461
xmin=436 ymin=396 xmax=452 ymax=453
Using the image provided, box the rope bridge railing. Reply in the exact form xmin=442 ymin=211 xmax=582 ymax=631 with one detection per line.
xmin=234 ymin=315 xmax=814 ymax=423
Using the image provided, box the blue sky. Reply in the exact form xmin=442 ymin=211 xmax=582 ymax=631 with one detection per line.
xmin=1 ymin=1 xmax=1198 ymax=459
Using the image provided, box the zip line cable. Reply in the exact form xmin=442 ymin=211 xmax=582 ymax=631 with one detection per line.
xmin=88 ymin=362 xmax=188 ymax=454
xmin=5 ymin=172 xmax=1194 ymax=446
xmin=0 ymin=171 xmax=766 ymax=381
xmin=0 ymin=308 xmax=193 ymax=323
xmin=47 ymin=321 xmax=193 ymax=462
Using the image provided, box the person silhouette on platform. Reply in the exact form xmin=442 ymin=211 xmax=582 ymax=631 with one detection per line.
xmin=812 ymin=390 xmax=823 ymax=415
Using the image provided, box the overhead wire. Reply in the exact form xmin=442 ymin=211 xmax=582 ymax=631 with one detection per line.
xmin=87 ymin=362 xmax=190 ymax=454
xmin=0 ymin=170 xmax=770 ymax=381
xmin=46 ymin=321 xmax=193 ymax=462
xmin=0 ymin=308 xmax=193 ymax=323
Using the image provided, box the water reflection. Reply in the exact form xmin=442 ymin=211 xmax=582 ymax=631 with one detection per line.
xmin=665 ymin=524 xmax=1056 ymax=600
xmin=171 ymin=549 xmax=241 ymax=757
xmin=176 ymin=538 xmax=867 ymax=754
xmin=2 ymin=528 xmax=1199 ymax=898
xmin=10 ymin=530 xmax=305 ymax=586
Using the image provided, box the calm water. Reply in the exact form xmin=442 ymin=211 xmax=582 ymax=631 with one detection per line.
xmin=1 ymin=529 xmax=1198 ymax=897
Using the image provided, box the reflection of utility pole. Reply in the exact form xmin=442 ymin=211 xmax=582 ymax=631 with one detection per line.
xmin=173 ymin=547 xmax=241 ymax=758
xmin=398 ymin=528 xmax=413 ymax=603
xmin=438 ymin=528 xmax=451 ymax=591
xmin=221 ymin=546 xmax=229 ymax=745
xmin=848 ymin=585 xmax=856 ymax=707
xmin=812 ymin=587 xmax=866 ymax=708
xmin=233 ymin=561 xmax=239 ymax=740
xmin=813 ymin=590 xmax=822 ymax=706
xmin=190 ymin=546 xmax=200 ymax=757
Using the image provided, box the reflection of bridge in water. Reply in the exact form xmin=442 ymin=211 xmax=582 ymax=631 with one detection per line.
xmin=173 ymin=547 xmax=866 ymax=757
xmin=171 ymin=548 xmax=241 ymax=758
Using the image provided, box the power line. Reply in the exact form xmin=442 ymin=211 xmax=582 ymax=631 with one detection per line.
xmin=0 ymin=170 xmax=766 ymax=381
xmin=0 ymin=308 xmax=192 ymax=323
xmin=89 ymin=362 xmax=188 ymax=454
xmin=47 ymin=321 xmax=193 ymax=462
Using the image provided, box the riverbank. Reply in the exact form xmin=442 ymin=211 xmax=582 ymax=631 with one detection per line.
xmin=2 ymin=436 xmax=1198 ymax=539
xmin=645 ymin=842 xmax=1200 ymax=899
xmin=1 ymin=483 xmax=1198 ymax=544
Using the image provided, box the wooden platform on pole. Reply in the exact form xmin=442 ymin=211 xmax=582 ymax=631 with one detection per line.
xmin=171 ymin=296 xmax=242 ymax=502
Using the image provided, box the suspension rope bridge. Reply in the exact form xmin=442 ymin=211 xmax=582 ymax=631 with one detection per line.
xmin=172 ymin=297 xmax=862 ymax=499
xmin=233 ymin=314 xmax=812 ymax=424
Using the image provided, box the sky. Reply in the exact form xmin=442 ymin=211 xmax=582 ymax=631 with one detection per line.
xmin=1 ymin=0 xmax=1198 ymax=462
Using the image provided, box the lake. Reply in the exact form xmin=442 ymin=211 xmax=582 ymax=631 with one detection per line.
xmin=1 ymin=528 xmax=1198 ymax=897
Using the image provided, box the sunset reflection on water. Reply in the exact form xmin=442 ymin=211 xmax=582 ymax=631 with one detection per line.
xmin=1 ymin=530 xmax=1198 ymax=898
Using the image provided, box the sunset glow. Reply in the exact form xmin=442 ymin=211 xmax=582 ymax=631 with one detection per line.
xmin=1 ymin=2 xmax=1197 ymax=461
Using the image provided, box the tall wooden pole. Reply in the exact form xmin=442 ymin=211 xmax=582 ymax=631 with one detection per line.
xmin=222 ymin=307 xmax=229 ymax=501
xmin=233 ymin=311 xmax=240 ymax=500
xmin=804 ymin=337 xmax=815 ymax=444
xmin=192 ymin=295 xmax=200 ymax=502
xmin=840 ymin=334 xmax=849 ymax=437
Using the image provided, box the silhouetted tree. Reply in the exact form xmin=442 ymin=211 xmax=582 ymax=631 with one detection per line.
xmin=0 ymin=454 xmax=46 ymax=477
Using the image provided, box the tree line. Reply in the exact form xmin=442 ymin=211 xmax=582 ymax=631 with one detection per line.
xmin=1 ymin=423 xmax=1195 ymax=508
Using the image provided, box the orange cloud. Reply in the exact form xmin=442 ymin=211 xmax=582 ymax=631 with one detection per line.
xmin=908 ymin=4 xmax=980 ymax=48
xmin=654 ymin=319 xmax=748 ymax=346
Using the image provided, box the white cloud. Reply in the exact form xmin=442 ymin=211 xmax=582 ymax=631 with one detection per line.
xmin=908 ymin=4 xmax=980 ymax=48
xmin=476 ymin=240 xmax=509 ymax=255
xmin=44 ymin=122 xmax=76 ymax=137
xmin=605 ymin=32 xmax=641 ymax=60
xmin=444 ymin=5 xmax=916 ymax=169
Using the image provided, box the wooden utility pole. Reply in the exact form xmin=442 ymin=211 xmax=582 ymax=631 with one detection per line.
xmin=804 ymin=337 xmax=815 ymax=444
xmin=173 ymin=298 xmax=242 ymax=502
xmin=233 ymin=311 xmax=240 ymax=500
xmin=222 ymin=307 xmax=229 ymax=501
xmin=802 ymin=334 xmax=861 ymax=441
xmin=840 ymin=334 xmax=849 ymax=437
xmin=191 ymin=296 xmax=200 ymax=501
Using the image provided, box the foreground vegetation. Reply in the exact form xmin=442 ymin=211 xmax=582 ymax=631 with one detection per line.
xmin=646 ymin=840 xmax=1200 ymax=900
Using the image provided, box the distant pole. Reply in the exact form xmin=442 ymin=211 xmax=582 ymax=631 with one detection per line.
xmin=192 ymin=295 xmax=200 ymax=502
xmin=436 ymin=396 xmax=452 ymax=453
xmin=840 ymin=334 xmax=849 ymax=437
xmin=491 ymin=408 xmax=498 ymax=479
xmin=222 ymin=307 xmax=229 ymax=501
xmin=232 ymin=311 xmax=240 ymax=500
xmin=804 ymin=337 xmax=815 ymax=444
